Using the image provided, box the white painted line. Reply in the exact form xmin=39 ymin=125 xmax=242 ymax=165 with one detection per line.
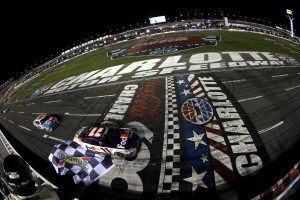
xmin=18 ymin=112 xmax=25 ymax=114
xmin=222 ymin=79 xmax=246 ymax=84
xmin=64 ymin=113 xmax=102 ymax=117
xmin=238 ymin=95 xmax=263 ymax=103
xmin=158 ymin=77 xmax=169 ymax=194
xmin=258 ymin=121 xmax=284 ymax=134
xmin=10 ymin=111 xmax=15 ymax=113
xmin=32 ymin=113 xmax=46 ymax=115
xmin=18 ymin=125 xmax=31 ymax=132
xmin=44 ymin=100 xmax=62 ymax=104
xmin=27 ymin=103 xmax=36 ymax=105
xmin=9 ymin=120 xmax=14 ymax=124
xmin=32 ymin=82 xmax=40 ymax=86
xmin=17 ymin=105 xmax=22 ymax=107
xmin=271 ymin=74 xmax=288 ymax=78
xmin=285 ymin=84 xmax=300 ymax=91
xmin=83 ymin=94 xmax=116 ymax=100
xmin=3 ymin=118 xmax=6 ymax=120
xmin=43 ymin=134 xmax=66 ymax=143
xmin=297 ymin=72 xmax=300 ymax=75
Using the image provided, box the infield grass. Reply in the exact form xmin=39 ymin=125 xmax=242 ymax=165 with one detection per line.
xmin=12 ymin=30 xmax=300 ymax=102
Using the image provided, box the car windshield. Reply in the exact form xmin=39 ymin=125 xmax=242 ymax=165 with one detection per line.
xmin=40 ymin=117 xmax=48 ymax=124
xmin=103 ymin=128 xmax=115 ymax=145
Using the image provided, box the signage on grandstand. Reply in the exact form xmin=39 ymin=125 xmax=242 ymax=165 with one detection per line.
xmin=44 ymin=52 xmax=299 ymax=95
xmin=149 ymin=16 xmax=166 ymax=25
xmin=107 ymin=35 xmax=220 ymax=59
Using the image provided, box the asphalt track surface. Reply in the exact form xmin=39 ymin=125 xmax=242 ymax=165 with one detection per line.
xmin=1 ymin=66 xmax=300 ymax=199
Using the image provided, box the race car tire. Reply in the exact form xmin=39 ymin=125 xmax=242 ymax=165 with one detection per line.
xmin=100 ymin=121 xmax=119 ymax=129
xmin=114 ymin=152 xmax=125 ymax=158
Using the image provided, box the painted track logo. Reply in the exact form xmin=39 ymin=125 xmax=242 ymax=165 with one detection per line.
xmin=182 ymin=98 xmax=214 ymax=125
xmin=107 ymin=35 xmax=220 ymax=59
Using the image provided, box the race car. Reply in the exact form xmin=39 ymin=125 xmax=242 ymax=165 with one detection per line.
xmin=33 ymin=114 xmax=59 ymax=132
xmin=73 ymin=121 xmax=141 ymax=159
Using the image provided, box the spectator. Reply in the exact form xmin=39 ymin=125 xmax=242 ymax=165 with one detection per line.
xmin=0 ymin=154 xmax=61 ymax=200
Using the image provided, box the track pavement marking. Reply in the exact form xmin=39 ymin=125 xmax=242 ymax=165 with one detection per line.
xmin=18 ymin=112 xmax=25 ymax=114
xmin=26 ymin=103 xmax=36 ymax=105
xmin=238 ymin=95 xmax=263 ymax=103
xmin=222 ymin=79 xmax=246 ymax=84
xmin=17 ymin=105 xmax=22 ymax=107
xmin=296 ymin=72 xmax=300 ymax=75
xmin=285 ymin=84 xmax=300 ymax=91
xmin=9 ymin=120 xmax=14 ymax=124
xmin=43 ymin=134 xmax=66 ymax=143
xmin=271 ymin=74 xmax=288 ymax=78
xmin=258 ymin=121 xmax=284 ymax=134
xmin=64 ymin=112 xmax=102 ymax=117
xmin=10 ymin=111 xmax=15 ymax=113
xmin=18 ymin=125 xmax=31 ymax=132
xmin=83 ymin=94 xmax=116 ymax=99
xmin=44 ymin=100 xmax=62 ymax=104
xmin=32 ymin=113 xmax=46 ymax=115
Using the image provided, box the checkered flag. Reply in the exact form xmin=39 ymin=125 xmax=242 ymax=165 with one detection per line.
xmin=48 ymin=140 xmax=114 ymax=186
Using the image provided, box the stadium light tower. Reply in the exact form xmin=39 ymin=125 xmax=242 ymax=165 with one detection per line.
xmin=286 ymin=9 xmax=295 ymax=37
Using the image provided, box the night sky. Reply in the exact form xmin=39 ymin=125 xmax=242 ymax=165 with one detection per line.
xmin=0 ymin=0 xmax=299 ymax=85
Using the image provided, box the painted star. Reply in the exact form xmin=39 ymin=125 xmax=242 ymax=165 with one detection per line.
xmin=176 ymin=80 xmax=185 ymax=85
xmin=200 ymin=154 xmax=208 ymax=164
xmin=184 ymin=167 xmax=207 ymax=190
xmin=187 ymin=130 xmax=206 ymax=148
xmin=181 ymin=89 xmax=191 ymax=96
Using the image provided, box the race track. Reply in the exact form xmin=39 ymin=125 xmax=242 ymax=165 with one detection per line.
xmin=1 ymin=58 xmax=300 ymax=199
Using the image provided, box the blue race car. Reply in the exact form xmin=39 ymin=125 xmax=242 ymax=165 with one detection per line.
xmin=33 ymin=114 xmax=59 ymax=132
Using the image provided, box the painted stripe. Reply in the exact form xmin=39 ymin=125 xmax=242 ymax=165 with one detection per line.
xmin=222 ymin=79 xmax=246 ymax=84
xmin=10 ymin=111 xmax=15 ymax=112
xmin=209 ymin=146 xmax=233 ymax=171
xmin=192 ymin=86 xmax=202 ymax=94
xmin=214 ymin=170 xmax=228 ymax=189
xmin=271 ymin=74 xmax=288 ymax=78
xmin=32 ymin=112 xmax=46 ymax=115
xmin=238 ymin=95 xmax=263 ymax=103
xmin=44 ymin=100 xmax=62 ymax=104
xmin=9 ymin=120 xmax=14 ymax=124
xmin=206 ymin=131 xmax=226 ymax=145
xmin=18 ymin=125 xmax=31 ymax=131
xmin=205 ymin=126 xmax=224 ymax=137
xmin=211 ymin=156 xmax=235 ymax=183
xmin=208 ymin=138 xmax=230 ymax=155
xmin=83 ymin=94 xmax=116 ymax=99
xmin=296 ymin=72 xmax=300 ymax=75
xmin=18 ymin=111 xmax=25 ymax=114
xmin=158 ymin=77 xmax=171 ymax=194
xmin=64 ymin=113 xmax=102 ymax=117
xmin=258 ymin=121 xmax=284 ymax=134
xmin=26 ymin=103 xmax=36 ymax=105
xmin=17 ymin=105 xmax=22 ymax=107
xmin=44 ymin=135 xmax=66 ymax=143
xmin=285 ymin=84 xmax=300 ymax=91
